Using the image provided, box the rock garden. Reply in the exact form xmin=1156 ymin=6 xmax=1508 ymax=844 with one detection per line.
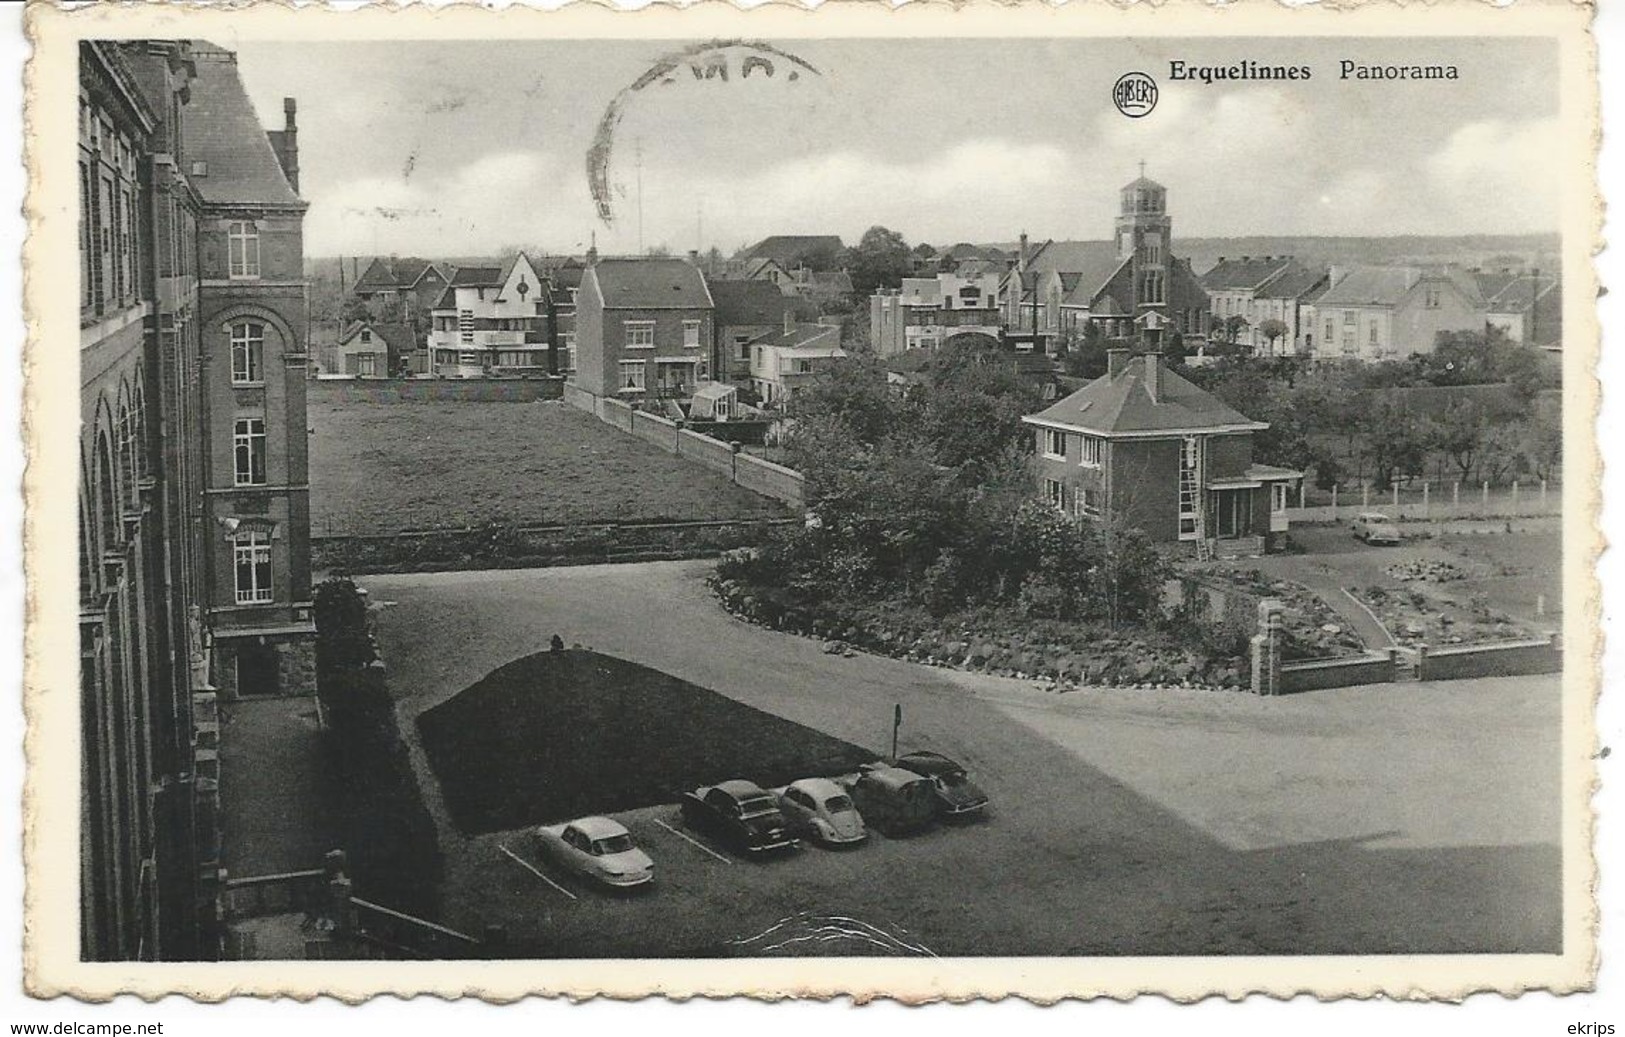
xmin=1349 ymin=583 xmax=1540 ymax=647
xmin=1188 ymin=566 xmax=1368 ymax=661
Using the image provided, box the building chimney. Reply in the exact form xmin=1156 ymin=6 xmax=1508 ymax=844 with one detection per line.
xmin=267 ymin=96 xmax=300 ymax=193
xmin=1107 ymin=348 xmax=1131 ymax=377
xmin=1144 ymin=351 xmax=1162 ymax=402
xmin=784 ymin=308 xmax=794 ymax=335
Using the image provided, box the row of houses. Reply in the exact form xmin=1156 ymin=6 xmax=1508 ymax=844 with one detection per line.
xmin=871 ymin=171 xmax=1561 ymax=363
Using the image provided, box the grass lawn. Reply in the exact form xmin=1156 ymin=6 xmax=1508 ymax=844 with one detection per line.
xmin=308 ymin=398 xmax=788 ymax=535
xmin=416 ymin=648 xmax=877 ymax=835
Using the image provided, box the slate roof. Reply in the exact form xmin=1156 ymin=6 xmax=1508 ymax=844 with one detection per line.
xmin=811 ymin=270 xmax=855 ymax=293
xmin=1319 ymin=266 xmax=1485 ymax=308
xmin=1023 ymin=354 xmax=1265 ymax=437
xmin=338 ymin=320 xmax=417 ymax=354
xmin=1201 ymin=256 xmax=1292 ymax=293
xmin=1475 ymin=271 xmax=1560 ymax=314
xmin=183 ymin=44 xmax=303 ymax=208
xmin=709 ymin=279 xmax=791 ymax=326
xmin=354 ymin=256 xmax=436 ymax=292
xmin=450 ymin=266 xmax=504 ymax=287
xmin=738 ymin=235 xmax=846 ymax=269
xmin=588 ymin=258 xmax=713 ymax=309
xmin=1255 ymin=260 xmax=1329 ymax=300
xmin=750 ymin=323 xmax=840 ymax=351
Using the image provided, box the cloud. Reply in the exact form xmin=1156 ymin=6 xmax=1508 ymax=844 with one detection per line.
xmin=1423 ymin=118 xmax=1561 ymax=233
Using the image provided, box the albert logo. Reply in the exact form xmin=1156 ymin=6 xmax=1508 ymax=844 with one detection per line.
xmin=1113 ymin=71 xmax=1158 ymax=118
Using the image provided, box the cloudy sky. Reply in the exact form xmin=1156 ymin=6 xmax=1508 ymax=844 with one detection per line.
xmin=230 ymin=36 xmax=1560 ymax=258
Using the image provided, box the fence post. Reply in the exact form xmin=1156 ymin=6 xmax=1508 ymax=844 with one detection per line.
xmin=1331 ymin=484 xmax=1338 ymax=521
xmin=1392 ymin=483 xmax=1399 ymax=518
xmin=1422 ymin=481 xmax=1429 ymax=520
xmin=1512 ymin=480 xmax=1520 ymax=516
xmin=1362 ymin=485 xmax=1369 ymax=510
xmin=1541 ymin=479 xmax=1548 ymax=509
xmin=1453 ymin=481 xmax=1460 ymax=513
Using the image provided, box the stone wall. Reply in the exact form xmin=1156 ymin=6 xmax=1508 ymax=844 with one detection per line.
xmin=308 ymin=378 xmax=563 ymax=405
xmin=734 ymin=453 xmax=805 ymax=506
xmin=677 ymin=428 xmax=737 ymax=476
xmin=630 ymin=409 xmax=680 ymax=452
xmin=1418 ymin=636 xmax=1562 ymax=681
xmin=1279 ymin=651 xmax=1397 ymax=694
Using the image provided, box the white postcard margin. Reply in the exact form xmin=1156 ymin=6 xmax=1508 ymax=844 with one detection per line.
xmin=21 ymin=0 xmax=1602 ymax=1003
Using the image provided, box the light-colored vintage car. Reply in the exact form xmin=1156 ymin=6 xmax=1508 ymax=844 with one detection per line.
xmin=1352 ymin=511 xmax=1403 ymax=545
xmin=772 ymin=777 xmax=868 ymax=846
xmin=534 ymin=816 xmax=654 ymax=888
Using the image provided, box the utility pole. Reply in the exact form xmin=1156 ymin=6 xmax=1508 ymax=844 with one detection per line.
xmin=635 ymin=136 xmax=645 ymax=256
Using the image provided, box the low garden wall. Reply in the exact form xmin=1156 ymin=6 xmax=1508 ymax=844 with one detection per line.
xmin=735 ymin=453 xmax=805 ymax=506
xmin=598 ymin=396 xmax=635 ymax=432
xmin=563 ymin=383 xmax=807 ymax=507
xmin=1418 ymin=636 xmax=1562 ymax=681
xmin=309 ymin=378 xmax=562 ymax=404
xmin=313 ymin=517 xmax=799 ymax=575
xmin=1279 ymin=651 xmax=1397 ymax=694
xmin=630 ymin=409 xmax=680 ymax=452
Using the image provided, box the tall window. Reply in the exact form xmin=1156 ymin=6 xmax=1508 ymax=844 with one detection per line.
xmin=1042 ymin=428 xmax=1067 ymax=459
xmin=233 ymin=532 xmax=273 ymax=604
xmin=624 ymin=321 xmax=655 ymax=349
xmin=1044 ymin=478 xmax=1066 ymax=512
xmin=79 ymin=160 xmax=93 ymax=310
xmin=233 ymin=417 xmax=267 ymax=486
xmin=357 ymin=354 xmax=377 ymax=377
xmin=1078 ymin=436 xmax=1102 ymax=468
xmin=683 ymin=320 xmax=702 ymax=348
xmin=231 ymin=322 xmax=264 ymax=384
xmin=227 ymin=220 xmax=260 ymax=279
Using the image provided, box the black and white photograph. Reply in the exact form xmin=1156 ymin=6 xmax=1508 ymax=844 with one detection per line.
xmin=27 ymin=0 xmax=1603 ymax=1005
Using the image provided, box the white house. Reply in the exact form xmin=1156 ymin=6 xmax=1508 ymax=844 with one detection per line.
xmin=426 ymin=252 xmax=551 ymax=378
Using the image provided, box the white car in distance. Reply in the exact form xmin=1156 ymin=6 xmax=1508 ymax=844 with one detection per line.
xmin=534 ymin=816 xmax=654 ymax=888
xmin=773 ymin=777 xmax=868 ymax=846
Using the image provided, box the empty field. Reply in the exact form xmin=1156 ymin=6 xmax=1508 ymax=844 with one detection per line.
xmin=308 ymin=398 xmax=788 ymax=535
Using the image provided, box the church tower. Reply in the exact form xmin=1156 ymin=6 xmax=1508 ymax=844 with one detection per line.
xmin=1114 ymin=164 xmax=1171 ymax=312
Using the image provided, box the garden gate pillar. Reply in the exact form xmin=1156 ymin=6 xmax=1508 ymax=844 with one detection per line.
xmin=1250 ymin=598 xmax=1284 ymax=696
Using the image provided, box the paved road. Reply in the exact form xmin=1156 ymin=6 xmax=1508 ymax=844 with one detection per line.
xmin=364 ymin=560 xmax=1562 ymax=957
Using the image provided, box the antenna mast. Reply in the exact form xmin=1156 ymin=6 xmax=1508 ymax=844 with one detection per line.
xmin=635 ymin=137 xmax=645 ymax=255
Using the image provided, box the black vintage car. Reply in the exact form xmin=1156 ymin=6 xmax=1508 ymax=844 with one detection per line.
xmin=892 ymin=751 xmax=990 ymax=820
xmin=678 ymin=780 xmax=799 ymax=854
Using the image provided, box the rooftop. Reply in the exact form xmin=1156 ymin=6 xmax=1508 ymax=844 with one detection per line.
xmin=1024 ymin=353 xmax=1265 ymax=437
xmin=588 ymin=258 xmax=713 ymax=309
xmin=182 ymin=44 xmax=304 ymax=208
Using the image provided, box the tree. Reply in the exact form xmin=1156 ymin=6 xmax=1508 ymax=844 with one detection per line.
xmin=845 ymin=225 xmax=912 ymax=295
xmin=1061 ymin=321 xmax=1108 ymax=379
xmin=1432 ymin=399 xmax=1485 ymax=482
xmin=1257 ymin=318 xmax=1289 ymax=356
xmin=1221 ymin=315 xmax=1250 ymax=346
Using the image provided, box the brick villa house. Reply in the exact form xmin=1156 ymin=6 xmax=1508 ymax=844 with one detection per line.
xmin=1022 ymin=350 xmax=1301 ymax=555
xmin=574 ymin=257 xmax=715 ymax=398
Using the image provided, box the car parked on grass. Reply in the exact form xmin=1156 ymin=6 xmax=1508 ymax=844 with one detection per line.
xmin=1352 ymin=511 xmax=1403 ymax=545
xmin=841 ymin=764 xmax=937 ymax=836
xmin=679 ymin=780 xmax=798 ymax=854
xmin=892 ymin=751 xmax=989 ymax=820
xmin=534 ymin=816 xmax=654 ymax=889
xmin=773 ymin=778 xmax=867 ymax=846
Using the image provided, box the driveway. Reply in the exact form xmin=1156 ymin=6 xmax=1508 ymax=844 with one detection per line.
xmin=362 ymin=560 xmax=1562 ymax=957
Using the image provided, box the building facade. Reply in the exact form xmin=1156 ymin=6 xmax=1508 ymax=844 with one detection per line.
xmin=870 ymin=272 xmax=1003 ymax=356
xmin=1305 ymin=266 xmax=1488 ymax=361
xmin=748 ymin=321 xmax=845 ymax=406
xmin=78 ymin=38 xmax=314 ymax=962
xmin=426 ymin=253 xmax=554 ymax=378
xmin=573 ymin=258 xmax=715 ymax=399
xmin=1022 ymin=351 xmax=1300 ymax=555
xmin=1200 ymin=255 xmax=1329 ymax=356
xmin=709 ymin=278 xmax=793 ymax=386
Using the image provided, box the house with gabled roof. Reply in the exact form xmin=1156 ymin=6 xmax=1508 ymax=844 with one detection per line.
xmin=709 ymin=279 xmax=794 ymax=384
xmin=1022 ymin=350 xmax=1300 ymax=556
xmin=352 ymin=255 xmax=454 ymax=322
xmin=1201 ymin=255 xmax=1329 ymax=356
xmin=1305 ymin=265 xmax=1487 ymax=361
xmin=336 ymin=319 xmax=417 ymax=378
xmin=425 ymin=253 xmax=553 ymax=378
xmin=1475 ymin=268 xmax=1561 ymax=348
xmin=575 ymin=257 xmax=715 ymax=399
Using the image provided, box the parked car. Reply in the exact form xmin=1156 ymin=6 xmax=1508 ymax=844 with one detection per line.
xmin=534 ymin=816 xmax=654 ymax=888
xmin=773 ymin=777 xmax=867 ymax=846
xmin=841 ymin=764 xmax=936 ymax=836
xmin=679 ymin=780 xmax=798 ymax=854
xmin=1352 ymin=511 xmax=1402 ymax=545
xmin=892 ymin=751 xmax=989 ymax=820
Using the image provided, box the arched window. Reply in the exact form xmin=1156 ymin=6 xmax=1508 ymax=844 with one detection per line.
xmin=94 ymin=433 xmax=118 ymax=555
xmin=115 ymin=398 xmax=135 ymax=510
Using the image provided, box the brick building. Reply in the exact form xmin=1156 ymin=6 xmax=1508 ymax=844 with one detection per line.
xmin=78 ymin=39 xmax=313 ymax=961
xmin=573 ymin=257 xmax=714 ymax=398
xmin=1022 ymin=350 xmax=1300 ymax=555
